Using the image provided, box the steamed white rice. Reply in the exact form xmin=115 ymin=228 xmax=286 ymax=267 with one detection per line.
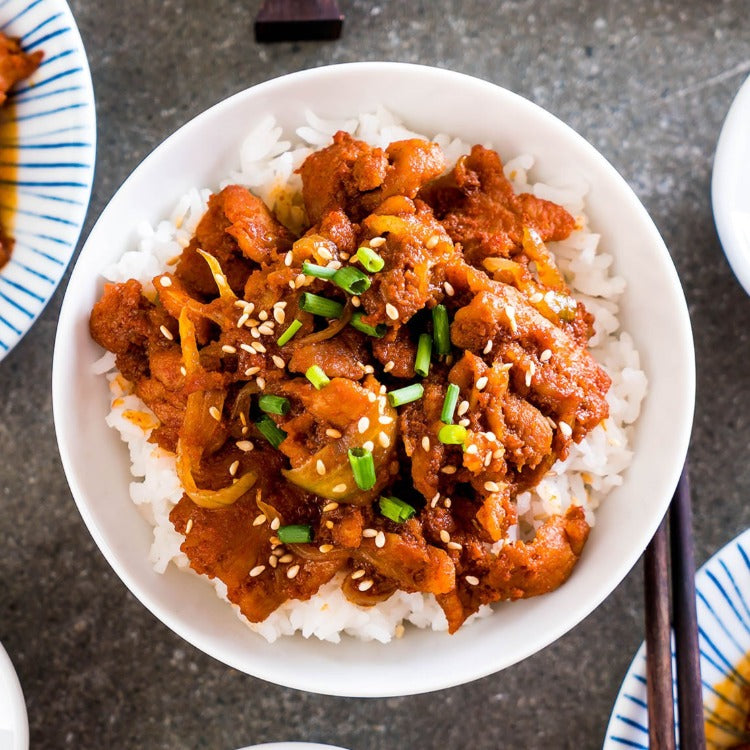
xmin=94 ymin=108 xmax=648 ymax=643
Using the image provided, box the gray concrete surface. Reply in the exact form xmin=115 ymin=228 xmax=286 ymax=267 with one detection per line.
xmin=1 ymin=0 xmax=749 ymax=747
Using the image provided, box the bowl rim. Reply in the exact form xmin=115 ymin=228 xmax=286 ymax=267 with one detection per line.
xmin=53 ymin=61 xmax=695 ymax=697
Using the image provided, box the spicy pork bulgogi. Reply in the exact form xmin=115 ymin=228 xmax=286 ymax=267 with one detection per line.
xmin=0 ymin=32 xmax=43 ymax=269
xmin=90 ymin=131 xmax=611 ymax=633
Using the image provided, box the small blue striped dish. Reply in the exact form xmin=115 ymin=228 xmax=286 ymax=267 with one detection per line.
xmin=604 ymin=528 xmax=750 ymax=749
xmin=0 ymin=0 xmax=95 ymax=361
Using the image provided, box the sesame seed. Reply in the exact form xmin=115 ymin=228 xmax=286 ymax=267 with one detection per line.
xmin=485 ymin=431 xmax=497 ymax=442
xmin=294 ymin=273 xmax=306 ymax=288
xmin=363 ymin=440 xmax=375 ymax=452
xmin=369 ymin=236 xmax=386 ymax=247
xmin=222 ymin=344 xmax=237 ymax=354
xmin=287 ymin=564 xmax=300 ymax=579
xmin=351 ymin=569 xmax=366 ymax=580
xmin=268 ymin=556 xmax=278 ymax=568
xmin=270 ymin=517 xmax=280 ymax=531
xmin=493 ymin=448 xmax=504 ymax=459
xmin=559 ymin=421 xmax=573 ymax=438
xmin=256 ymin=377 xmax=266 ymax=390
xmin=439 ymin=530 xmax=450 ymax=543
xmin=318 ymin=245 xmax=333 ymax=260
xmin=378 ymin=431 xmax=391 ymax=448
xmin=274 ymin=307 xmax=285 ymax=324
xmin=525 ymin=369 xmax=532 ymax=387
xmin=245 ymin=365 xmax=260 ymax=376
xmin=465 ymin=444 xmax=478 ymax=455
xmin=284 ymin=251 xmax=293 ymax=266
xmin=235 ymin=300 xmax=248 ymax=308
xmin=540 ymin=349 xmax=552 ymax=362
xmin=258 ymin=310 xmax=268 ymax=321
xmin=180 ymin=366 xmax=187 ymax=377
xmin=269 ymin=536 xmax=281 ymax=547
xmin=505 ymin=305 xmax=518 ymax=334
xmin=250 ymin=327 xmax=261 ymax=339
xmin=316 ymin=459 xmax=326 ymax=476
xmin=426 ymin=234 xmax=440 ymax=249
xmin=229 ymin=460 xmax=239 ymax=476
xmin=240 ymin=343 xmax=254 ymax=354
xmin=383 ymin=360 xmax=395 ymax=373
xmin=362 ymin=528 xmax=378 ymax=538
xmin=457 ymin=400 xmax=469 ymax=416
xmin=159 ymin=325 xmax=174 ymax=341
xmin=325 ymin=428 xmax=342 ymax=439
xmin=363 ymin=364 xmax=375 ymax=374
xmin=271 ymin=547 xmax=285 ymax=557
xmin=431 ymin=493 xmax=440 ymax=508
xmin=358 ymin=579 xmax=374 ymax=592
xmin=237 ymin=313 xmax=249 ymax=328
xmin=278 ymin=553 xmax=294 ymax=564
xmin=367 ymin=392 xmax=377 ymax=403
xmin=288 ymin=280 xmax=295 ymax=290
xmin=318 ymin=544 xmax=334 ymax=553
xmin=253 ymin=514 xmax=267 ymax=527
xmin=325 ymin=520 xmax=334 ymax=530
xmin=530 ymin=292 xmax=544 ymax=303
xmin=333 ymin=483 xmax=347 ymax=494
xmin=249 ymin=565 xmax=266 ymax=577
xmin=272 ymin=355 xmax=285 ymax=369
xmin=185 ymin=518 xmax=193 ymax=534
xmin=385 ymin=303 xmax=399 ymax=320
xmin=448 ymin=541 xmax=462 ymax=551
xmin=340 ymin=252 xmax=350 ymax=260
xmin=484 ymin=453 xmax=492 ymax=467
xmin=378 ymin=415 xmax=393 ymax=425
xmin=241 ymin=426 xmax=249 ymax=435
xmin=209 ymin=406 xmax=221 ymax=421
xmin=465 ymin=575 xmax=480 ymax=586
xmin=444 ymin=497 xmax=452 ymax=508
xmin=458 ymin=418 xmax=470 ymax=427
xmin=323 ymin=502 xmax=339 ymax=512
xmin=375 ymin=531 xmax=386 ymax=548
xmin=159 ymin=276 xmax=172 ymax=287
xmin=483 ymin=340 xmax=493 ymax=354
xmin=251 ymin=341 xmax=267 ymax=353
xmin=358 ymin=416 xmax=370 ymax=434
xmin=441 ymin=465 xmax=457 ymax=475
xmin=444 ymin=281 xmax=455 ymax=296
xmin=258 ymin=324 xmax=274 ymax=336
xmin=422 ymin=436 xmax=431 ymax=452
xmin=476 ymin=376 xmax=488 ymax=391
xmin=484 ymin=480 xmax=500 ymax=492
xmin=351 ymin=295 xmax=361 ymax=308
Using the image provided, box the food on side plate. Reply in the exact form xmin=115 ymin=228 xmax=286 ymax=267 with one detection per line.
xmin=0 ymin=32 xmax=43 ymax=269
xmin=90 ymin=111 xmax=646 ymax=642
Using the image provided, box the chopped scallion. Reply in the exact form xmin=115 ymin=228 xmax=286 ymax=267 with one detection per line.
xmin=333 ymin=266 xmax=371 ymax=295
xmin=258 ymin=394 xmax=290 ymax=416
xmin=302 ymin=261 xmax=337 ymax=280
xmin=348 ymin=447 xmax=376 ymax=491
xmin=432 ymin=304 xmax=451 ymax=356
xmin=276 ymin=318 xmax=303 ymax=346
xmin=379 ymin=495 xmax=416 ymax=523
xmin=350 ymin=312 xmax=386 ymax=338
xmin=387 ymin=383 xmax=424 ymax=407
xmin=299 ymin=292 xmax=343 ymax=319
xmin=305 ymin=365 xmax=330 ymax=390
xmin=414 ymin=333 xmax=432 ymax=377
xmin=256 ymin=415 xmax=287 ymax=448
xmin=278 ymin=524 xmax=313 ymax=544
xmin=441 ymin=383 xmax=460 ymax=424
xmin=356 ymin=246 xmax=385 ymax=272
xmin=438 ymin=423 xmax=468 ymax=445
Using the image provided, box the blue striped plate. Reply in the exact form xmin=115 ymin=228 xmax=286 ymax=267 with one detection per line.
xmin=604 ymin=528 xmax=750 ymax=749
xmin=0 ymin=0 xmax=95 ymax=360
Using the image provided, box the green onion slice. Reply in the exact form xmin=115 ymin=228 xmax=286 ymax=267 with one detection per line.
xmin=350 ymin=312 xmax=386 ymax=338
xmin=333 ymin=266 xmax=371 ymax=295
xmin=438 ymin=423 xmax=468 ymax=445
xmin=414 ymin=333 xmax=432 ymax=377
xmin=276 ymin=318 xmax=303 ymax=347
xmin=348 ymin=447 xmax=376 ymax=491
xmin=299 ymin=292 xmax=344 ymax=319
xmin=387 ymin=383 xmax=424 ymax=407
xmin=278 ymin=524 xmax=313 ymax=544
xmin=356 ymin=246 xmax=385 ymax=272
xmin=256 ymin=415 xmax=287 ymax=448
xmin=302 ymin=261 xmax=337 ymax=280
xmin=441 ymin=383 xmax=460 ymax=424
xmin=258 ymin=394 xmax=290 ymax=416
xmin=305 ymin=365 xmax=330 ymax=390
xmin=379 ymin=495 xmax=416 ymax=523
xmin=432 ymin=304 xmax=451 ymax=356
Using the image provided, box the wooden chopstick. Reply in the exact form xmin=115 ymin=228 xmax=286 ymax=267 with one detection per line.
xmin=645 ymin=514 xmax=677 ymax=749
xmin=644 ymin=468 xmax=707 ymax=749
xmin=670 ymin=468 xmax=706 ymax=749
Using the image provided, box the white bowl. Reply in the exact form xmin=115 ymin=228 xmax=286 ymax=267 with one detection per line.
xmin=52 ymin=62 xmax=695 ymax=697
xmin=0 ymin=641 xmax=27 ymax=750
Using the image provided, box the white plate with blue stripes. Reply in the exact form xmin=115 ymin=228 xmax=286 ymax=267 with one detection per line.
xmin=603 ymin=527 xmax=750 ymax=749
xmin=0 ymin=0 xmax=95 ymax=361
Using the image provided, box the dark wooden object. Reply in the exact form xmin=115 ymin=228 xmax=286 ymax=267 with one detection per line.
xmin=255 ymin=0 xmax=344 ymax=42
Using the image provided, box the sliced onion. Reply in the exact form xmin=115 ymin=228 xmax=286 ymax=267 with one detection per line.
xmin=178 ymin=307 xmax=200 ymax=375
xmin=197 ymin=248 xmax=237 ymax=300
xmin=294 ymin=304 xmax=352 ymax=346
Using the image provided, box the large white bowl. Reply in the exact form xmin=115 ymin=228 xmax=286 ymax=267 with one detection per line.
xmin=52 ymin=62 xmax=695 ymax=697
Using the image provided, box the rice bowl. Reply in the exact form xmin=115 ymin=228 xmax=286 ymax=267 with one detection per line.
xmin=53 ymin=63 xmax=694 ymax=697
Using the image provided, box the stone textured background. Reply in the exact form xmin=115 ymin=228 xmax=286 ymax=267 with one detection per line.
xmin=1 ymin=1 xmax=749 ymax=747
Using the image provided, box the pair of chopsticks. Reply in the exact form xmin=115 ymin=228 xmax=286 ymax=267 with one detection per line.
xmin=644 ymin=467 xmax=706 ymax=749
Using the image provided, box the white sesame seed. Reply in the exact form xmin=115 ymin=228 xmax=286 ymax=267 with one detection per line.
xmin=185 ymin=518 xmax=193 ymax=534
xmin=294 ymin=273 xmax=306 ymax=288
xmin=378 ymin=431 xmax=391 ymax=448
xmin=559 ymin=421 xmax=573 ymax=438
xmin=358 ymin=579 xmax=374 ymax=592
xmin=250 ymin=327 xmax=261 ymax=339
xmin=505 ymin=305 xmax=518 ymax=334
xmin=258 ymin=310 xmax=268 ymax=321
xmin=229 ymin=460 xmax=239 ymax=476
xmin=540 ymin=349 xmax=552 ymax=362
xmin=325 ymin=520 xmax=334 ymax=529
xmin=180 ymin=366 xmax=187 ymax=377
xmin=431 ymin=493 xmax=440 ymax=508
xmin=318 ymin=544 xmax=334 ymax=553
xmin=268 ymin=555 xmax=278 ymax=568
xmin=426 ymin=234 xmax=439 ymax=249
xmin=465 ymin=575 xmax=480 ymax=586
xmin=222 ymin=344 xmax=237 ymax=354
xmin=251 ymin=341 xmax=266 ymax=353
xmin=159 ymin=325 xmax=174 ymax=341
xmin=237 ymin=313 xmax=249 ymax=328
xmin=358 ymin=416 xmax=370 ymax=434
xmin=385 ymin=303 xmax=399 ymax=320
xmin=159 ymin=276 xmax=172 ymax=287
xmin=448 ymin=541 xmax=462 ymax=551
xmin=422 ymin=436 xmax=431 ymax=452
xmin=367 ymin=391 xmax=377 ymax=403
xmin=484 ymin=480 xmax=500 ymax=492
xmin=465 ymin=443 xmax=478 ymax=455
xmin=289 ymin=280 xmax=296 ymax=290
xmin=258 ymin=324 xmax=274 ymax=336
xmin=439 ymin=530 xmax=451 ymax=543
xmin=457 ymin=400 xmax=469 ymax=416
xmin=340 ymin=252 xmax=350 ymax=260
xmin=284 ymin=251 xmax=293 ymax=266
xmin=383 ymin=360 xmax=395 ymax=373
xmin=253 ymin=514 xmax=267 ymax=527
xmin=458 ymin=418 xmax=470 ymax=427
xmin=271 ymin=547 xmax=284 ymax=557
xmin=323 ymin=502 xmax=339 ymax=512
xmin=441 ymin=465 xmax=457 ymax=474
xmin=244 ymin=365 xmax=260 ymax=376
xmin=316 ymin=459 xmax=326 ymax=476
xmin=270 ymin=517 xmax=280 ymax=531
xmin=256 ymin=376 xmax=266 ymax=390
xmin=363 ymin=364 xmax=375 ymax=374
xmin=525 ymin=369 xmax=532 ymax=387
xmin=530 ymin=292 xmax=544 ymax=303
xmin=274 ymin=307 xmax=285 ymax=324
xmin=272 ymin=355 xmax=285 ymax=369
xmin=240 ymin=343 xmax=254 ymax=354
xmin=362 ymin=528 xmax=378 ymax=538
xmin=278 ymin=553 xmax=294 ymax=564
xmin=332 ymin=483 xmax=347 ymax=494
xmin=325 ymin=428 xmax=342 ymax=439
xmin=483 ymin=340 xmax=493 ymax=354
xmin=485 ymin=431 xmax=497 ymax=442
xmin=378 ymin=415 xmax=393 ymax=425
xmin=476 ymin=376 xmax=488 ymax=391
xmin=351 ymin=569 xmax=366 ymax=580
xmin=318 ymin=245 xmax=333 ymax=260
xmin=209 ymin=406 xmax=221 ymax=421
xmin=287 ymin=564 xmax=300 ymax=579
xmin=363 ymin=440 xmax=375 ymax=452
xmin=375 ymin=531 xmax=386 ymax=548
xmin=492 ymin=448 xmax=504 ymax=459
xmin=248 ymin=564 xmax=267 ymax=578
xmin=444 ymin=281 xmax=455 ymax=296
xmin=484 ymin=453 xmax=492 ymax=467
xmin=369 ymin=236 xmax=386 ymax=247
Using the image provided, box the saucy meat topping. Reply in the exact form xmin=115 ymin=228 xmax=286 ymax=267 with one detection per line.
xmin=91 ymin=132 xmax=611 ymax=633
